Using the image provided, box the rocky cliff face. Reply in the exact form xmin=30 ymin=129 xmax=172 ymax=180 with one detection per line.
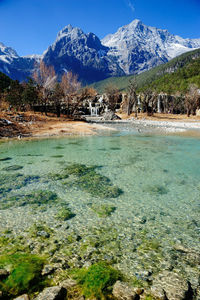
xmin=42 ymin=25 xmax=125 ymax=83
xmin=0 ymin=20 xmax=200 ymax=83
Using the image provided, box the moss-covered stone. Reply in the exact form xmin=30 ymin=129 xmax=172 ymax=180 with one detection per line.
xmin=55 ymin=206 xmax=75 ymax=221
xmin=0 ymin=190 xmax=59 ymax=210
xmin=28 ymin=223 xmax=54 ymax=239
xmin=2 ymin=165 xmax=23 ymax=171
xmin=0 ymin=157 xmax=12 ymax=161
xmin=0 ymin=173 xmax=40 ymax=198
xmin=90 ymin=204 xmax=116 ymax=217
xmin=62 ymin=163 xmax=122 ymax=199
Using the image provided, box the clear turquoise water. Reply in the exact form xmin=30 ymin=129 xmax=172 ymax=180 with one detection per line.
xmin=0 ymin=129 xmax=200 ymax=282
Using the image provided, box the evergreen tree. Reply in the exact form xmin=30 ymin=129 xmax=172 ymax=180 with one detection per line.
xmin=6 ymin=80 xmax=24 ymax=110
xmin=21 ymin=79 xmax=39 ymax=109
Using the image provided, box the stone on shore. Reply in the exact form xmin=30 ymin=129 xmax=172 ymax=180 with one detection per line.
xmin=151 ymin=271 xmax=192 ymax=300
xmin=34 ymin=286 xmax=67 ymax=300
xmin=101 ymin=110 xmax=121 ymax=121
xmin=112 ymin=281 xmax=138 ymax=300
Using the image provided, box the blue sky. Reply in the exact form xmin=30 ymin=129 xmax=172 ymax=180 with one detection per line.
xmin=0 ymin=0 xmax=200 ymax=56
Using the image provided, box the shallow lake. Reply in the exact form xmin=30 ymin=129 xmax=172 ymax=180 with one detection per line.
xmin=0 ymin=127 xmax=200 ymax=285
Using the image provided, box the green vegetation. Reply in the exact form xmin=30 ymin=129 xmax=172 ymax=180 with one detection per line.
xmin=90 ymin=204 xmax=116 ymax=217
xmin=0 ymin=72 xmax=12 ymax=92
xmin=90 ymin=48 xmax=200 ymax=93
xmin=0 ymin=173 xmax=40 ymax=196
xmin=0 ymin=253 xmax=46 ymax=298
xmin=28 ymin=223 xmax=53 ymax=239
xmin=55 ymin=206 xmax=75 ymax=221
xmin=0 ymin=157 xmax=12 ymax=161
xmin=72 ymin=262 xmax=121 ymax=299
xmin=63 ymin=163 xmax=123 ymax=198
xmin=0 ymin=190 xmax=59 ymax=210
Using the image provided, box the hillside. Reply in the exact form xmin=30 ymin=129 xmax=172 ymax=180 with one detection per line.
xmin=90 ymin=48 xmax=200 ymax=93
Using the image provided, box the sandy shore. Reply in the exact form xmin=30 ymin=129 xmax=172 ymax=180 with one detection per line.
xmin=30 ymin=120 xmax=115 ymax=137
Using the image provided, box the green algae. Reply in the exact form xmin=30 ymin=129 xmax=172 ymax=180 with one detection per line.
xmin=0 ymin=173 xmax=40 ymax=197
xmin=62 ymin=163 xmax=123 ymax=198
xmin=72 ymin=262 xmax=121 ymax=299
xmin=28 ymin=223 xmax=54 ymax=239
xmin=56 ymin=206 xmax=75 ymax=221
xmin=0 ymin=253 xmax=47 ymax=298
xmin=2 ymin=165 xmax=23 ymax=172
xmin=0 ymin=190 xmax=59 ymax=209
xmin=0 ymin=157 xmax=12 ymax=161
xmin=53 ymin=146 xmax=65 ymax=150
xmin=64 ymin=163 xmax=99 ymax=176
xmin=90 ymin=204 xmax=116 ymax=217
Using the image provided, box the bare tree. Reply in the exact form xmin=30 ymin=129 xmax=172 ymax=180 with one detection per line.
xmin=185 ymin=84 xmax=200 ymax=117
xmin=51 ymin=83 xmax=64 ymax=117
xmin=33 ymin=61 xmax=57 ymax=115
xmin=61 ymin=72 xmax=81 ymax=116
xmin=127 ymin=78 xmax=138 ymax=116
xmin=104 ymin=84 xmax=120 ymax=111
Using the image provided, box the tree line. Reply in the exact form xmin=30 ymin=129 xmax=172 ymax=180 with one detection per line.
xmin=0 ymin=62 xmax=97 ymax=118
xmin=0 ymin=62 xmax=200 ymax=118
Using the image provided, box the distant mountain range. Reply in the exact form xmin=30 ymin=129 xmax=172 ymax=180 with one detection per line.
xmin=0 ymin=20 xmax=200 ymax=84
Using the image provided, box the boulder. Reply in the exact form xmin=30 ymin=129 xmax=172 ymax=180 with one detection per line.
xmin=112 ymin=281 xmax=138 ymax=300
xmin=151 ymin=271 xmax=192 ymax=300
xmin=14 ymin=295 xmax=29 ymax=300
xmin=101 ymin=110 xmax=121 ymax=121
xmin=34 ymin=286 xmax=67 ymax=300
xmin=59 ymin=278 xmax=77 ymax=289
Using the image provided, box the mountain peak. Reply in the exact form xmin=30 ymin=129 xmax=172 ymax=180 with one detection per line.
xmin=128 ymin=19 xmax=142 ymax=27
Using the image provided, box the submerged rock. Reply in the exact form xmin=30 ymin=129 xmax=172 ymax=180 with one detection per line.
xmin=151 ymin=271 xmax=192 ymax=300
xmin=112 ymin=281 xmax=138 ymax=300
xmin=34 ymin=286 xmax=67 ymax=300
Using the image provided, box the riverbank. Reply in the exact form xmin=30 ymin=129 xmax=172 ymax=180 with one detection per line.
xmin=1 ymin=111 xmax=200 ymax=140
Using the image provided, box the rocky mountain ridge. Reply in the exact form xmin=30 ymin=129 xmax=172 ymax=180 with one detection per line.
xmin=0 ymin=20 xmax=200 ymax=83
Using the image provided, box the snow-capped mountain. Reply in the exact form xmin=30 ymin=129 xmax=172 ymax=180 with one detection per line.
xmin=0 ymin=42 xmax=41 ymax=81
xmin=42 ymin=25 xmax=125 ymax=83
xmin=102 ymin=19 xmax=200 ymax=75
xmin=0 ymin=20 xmax=200 ymax=83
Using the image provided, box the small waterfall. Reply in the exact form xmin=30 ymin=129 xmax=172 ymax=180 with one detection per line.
xmin=89 ymin=102 xmax=99 ymax=116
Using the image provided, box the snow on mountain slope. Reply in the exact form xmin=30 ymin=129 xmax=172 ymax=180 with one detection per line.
xmin=102 ymin=19 xmax=200 ymax=75
xmin=0 ymin=43 xmax=40 ymax=81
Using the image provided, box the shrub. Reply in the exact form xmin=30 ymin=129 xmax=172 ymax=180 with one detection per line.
xmin=73 ymin=262 xmax=121 ymax=299
xmin=0 ymin=253 xmax=46 ymax=298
